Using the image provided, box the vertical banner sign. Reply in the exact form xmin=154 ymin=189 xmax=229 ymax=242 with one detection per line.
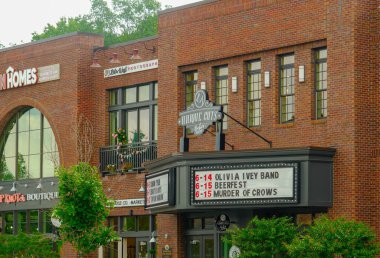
xmin=191 ymin=163 xmax=298 ymax=206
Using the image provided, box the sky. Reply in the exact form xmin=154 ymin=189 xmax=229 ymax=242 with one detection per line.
xmin=0 ymin=0 xmax=200 ymax=47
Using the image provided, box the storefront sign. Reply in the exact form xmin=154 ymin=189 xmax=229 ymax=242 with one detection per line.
xmin=38 ymin=64 xmax=60 ymax=83
xmin=0 ymin=191 xmax=59 ymax=205
xmin=145 ymin=168 xmax=176 ymax=209
xmin=191 ymin=163 xmax=298 ymax=206
xmin=0 ymin=193 xmax=26 ymax=204
xmin=215 ymin=214 xmax=230 ymax=231
xmin=0 ymin=64 xmax=60 ymax=92
xmin=162 ymin=245 xmax=172 ymax=258
xmin=114 ymin=198 xmax=144 ymax=207
xmin=0 ymin=66 xmax=38 ymax=90
xmin=104 ymin=59 xmax=158 ymax=78
xmin=178 ymin=89 xmax=223 ymax=135
xmin=146 ymin=172 xmax=169 ymax=207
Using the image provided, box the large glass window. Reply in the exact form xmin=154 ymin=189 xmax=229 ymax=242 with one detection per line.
xmin=247 ymin=60 xmax=262 ymax=127
xmin=279 ymin=54 xmax=295 ymax=123
xmin=215 ymin=66 xmax=228 ymax=129
xmin=4 ymin=212 xmax=13 ymax=234
xmin=0 ymin=108 xmax=59 ymax=181
xmin=121 ymin=215 xmax=152 ymax=232
xmin=315 ymin=48 xmax=327 ymax=119
xmin=108 ymin=82 xmax=157 ymax=145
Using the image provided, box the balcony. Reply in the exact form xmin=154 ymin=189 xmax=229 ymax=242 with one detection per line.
xmin=100 ymin=141 xmax=157 ymax=174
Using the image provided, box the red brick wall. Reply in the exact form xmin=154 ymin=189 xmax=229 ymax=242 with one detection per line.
xmin=157 ymin=0 xmax=380 ymax=256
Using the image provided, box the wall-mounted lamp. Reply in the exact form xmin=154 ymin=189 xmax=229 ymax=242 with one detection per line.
xmin=264 ymin=71 xmax=271 ymax=88
xmin=231 ymin=76 xmax=238 ymax=93
xmin=51 ymin=181 xmax=55 ymax=186
xmin=299 ymin=65 xmax=305 ymax=82
xmin=90 ymin=57 xmax=102 ymax=68
xmin=149 ymin=231 xmax=156 ymax=243
xmin=126 ymin=49 xmax=142 ymax=60
xmin=200 ymin=81 xmax=206 ymax=90
xmin=138 ymin=183 xmax=145 ymax=193
xmin=110 ymin=52 xmax=121 ymax=64
xmin=36 ymin=179 xmax=42 ymax=190
xmin=24 ymin=183 xmax=28 ymax=188
xmin=0 ymin=186 xmax=3 ymax=191
xmin=10 ymin=182 xmax=16 ymax=192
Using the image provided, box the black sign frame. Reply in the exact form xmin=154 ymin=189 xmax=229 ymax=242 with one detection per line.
xmin=190 ymin=162 xmax=299 ymax=206
xmin=145 ymin=168 xmax=176 ymax=209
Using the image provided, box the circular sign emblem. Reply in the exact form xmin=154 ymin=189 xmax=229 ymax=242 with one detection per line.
xmin=194 ymin=90 xmax=206 ymax=108
xmin=229 ymin=245 xmax=241 ymax=258
xmin=215 ymin=214 xmax=230 ymax=231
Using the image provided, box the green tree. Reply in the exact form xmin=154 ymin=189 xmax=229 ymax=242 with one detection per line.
xmin=0 ymin=233 xmax=59 ymax=257
xmin=54 ymin=163 xmax=117 ymax=255
xmin=32 ymin=0 xmax=163 ymax=46
xmin=224 ymin=216 xmax=297 ymax=258
xmin=17 ymin=153 xmax=28 ymax=179
xmin=287 ymin=216 xmax=380 ymax=258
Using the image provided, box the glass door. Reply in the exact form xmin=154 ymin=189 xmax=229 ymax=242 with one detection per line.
xmin=136 ymin=238 xmax=149 ymax=258
xmin=187 ymin=235 xmax=214 ymax=258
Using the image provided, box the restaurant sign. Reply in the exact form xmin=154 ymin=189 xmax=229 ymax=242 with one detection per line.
xmin=191 ymin=163 xmax=298 ymax=206
xmin=178 ymin=89 xmax=223 ymax=136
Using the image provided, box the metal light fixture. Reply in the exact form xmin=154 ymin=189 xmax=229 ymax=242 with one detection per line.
xmin=90 ymin=57 xmax=102 ymax=68
xmin=129 ymin=49 xmax=141 ymax=60
xmin=110 ymin=52 xmax=121 ymax=64
xmin=10 ymin=182 xmax=16 ymax=192
xmin=149 ymin=231 xmax=156 ymax=243
xmin=138 ymin=183 xmax=145 ymax=193
xmin=144 ymin=42 xmax=157 ymax=53
xmin=36 ymin=179 xmax=42 ymax=190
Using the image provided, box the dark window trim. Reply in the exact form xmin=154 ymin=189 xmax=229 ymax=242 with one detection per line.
xmin=246 ymin=59 xmax=262 ymax=127
xmin=279 ymin=53 xmax=295 ymax=124
xmin=214 ymin=65 xmax=229 ymax=130
xmin=314 ymin=47 xmax=327 ymax=120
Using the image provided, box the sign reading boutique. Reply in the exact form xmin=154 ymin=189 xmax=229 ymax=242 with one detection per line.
xmin=0 ymin=192 xmax=59 ymax=204
xmin=191 ymin=163 xmax=299 ymax=206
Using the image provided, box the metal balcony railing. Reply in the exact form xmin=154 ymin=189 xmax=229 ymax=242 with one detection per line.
xmin=100 ymin=141 xmax=157 ymax=174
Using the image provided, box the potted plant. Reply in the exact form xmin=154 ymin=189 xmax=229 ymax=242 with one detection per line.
xmin=106 ymin=164 xmax=116 ymax=174
xmin=119 ymin=162 xmax=133 ymax=174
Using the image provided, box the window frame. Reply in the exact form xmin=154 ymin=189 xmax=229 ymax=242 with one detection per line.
xmin=184 ymin=71 xmax=198 ymax=109
xmin=247 ymin=60 xmax=262 ymax=127
xmin=279 ymin=53 xmax=295 ymax=124
xmin=314 ymin=47 xmax=327 ymax=119
xmin=214 ymin=65 xmax=229 ymax=130
xmin=108 ymin=82 xmax=158 ymax=145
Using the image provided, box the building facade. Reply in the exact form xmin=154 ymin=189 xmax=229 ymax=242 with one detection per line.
xmin=0 ymin=0 xmax=378 ymax=258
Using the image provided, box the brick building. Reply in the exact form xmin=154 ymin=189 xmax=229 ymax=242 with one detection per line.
xmin=0 ymin=0 xmax=378 ymax=258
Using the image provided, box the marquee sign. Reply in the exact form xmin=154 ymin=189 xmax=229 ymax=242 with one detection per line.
xmin=145 ymin=168 xmax=176 ymax=209
xmin=178 ymin=89 xmax=223 ymax=136
xmin=190 ymin=163 xmax=299 ymax=206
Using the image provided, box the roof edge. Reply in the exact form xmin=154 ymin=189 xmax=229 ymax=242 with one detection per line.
xmin=0 ymin=32 xmax=103 ymax=53
xmin=159 ymin=0 xmax=219 ymax=15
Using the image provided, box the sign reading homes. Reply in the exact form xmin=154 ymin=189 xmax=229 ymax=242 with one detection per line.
xmin=178 ymin=90 xmax=223 ymax=136
xmin=104 ymin=59 xmax=158 ymax=78
xmin=0 ymin=64 xmax=60 ymax=92
xmin=191 ymin=163 xmax=298 ymax=206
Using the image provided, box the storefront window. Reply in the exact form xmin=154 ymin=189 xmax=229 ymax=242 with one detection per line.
xmin=215 ymin=66 xmax=229 ymax=129
xmin=4 ymin=212 xmax=13 ymax=234
xmin=0 ymin=108 xmax=59 ymax=181
xmin=30 ymin=210 xmax=39 ymax=234
xmin=18 ymin=211 xmax=27 ymax=233
xmin=108 ymin=217 xmax=119 ymax=232
xmin=0 ymin=214 xmax=2 ymax=233
xmin=122 ymin=216 xmax=136 ymax=232
xmin=137 ymin=216 xmax=149 ymax=231
xmin=41 ymin=210 xmax=53 ymax=234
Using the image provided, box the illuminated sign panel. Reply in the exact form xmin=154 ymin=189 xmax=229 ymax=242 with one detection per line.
xmin=191 ymin=163 xmax=298 ymax=206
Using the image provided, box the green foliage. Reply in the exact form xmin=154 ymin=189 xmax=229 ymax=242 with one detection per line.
xmin=0 ymin=233 xmax=59 ymax=257
xmin=224 ymin=216 xmax=297 ymax=258
xmin=0 ymin=154 xmax=14 ymax=181
xmin=287 ymin=216 xmax=380 ymax=258
xmin=32 ymin=0 xmax=163 ymax=46
xmin=54 ymin=163 xmax=117 ymax=255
